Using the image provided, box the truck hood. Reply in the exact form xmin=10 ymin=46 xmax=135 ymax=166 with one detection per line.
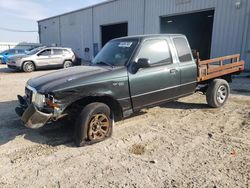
xmin=28 ymin=66 xmax=113 ymax=93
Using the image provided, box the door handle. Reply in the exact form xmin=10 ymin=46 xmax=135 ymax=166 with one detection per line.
xmin=170 ymin=69 xmax=178 ymax=74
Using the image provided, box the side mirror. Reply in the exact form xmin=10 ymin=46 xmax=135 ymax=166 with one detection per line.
xmin=137 ymin=58 xmax=150 ymax=69
xmin=130 ymin=58 xmax=150 ymax=74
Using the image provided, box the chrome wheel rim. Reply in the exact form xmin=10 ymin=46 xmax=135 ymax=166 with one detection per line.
xmin=217 ymin=85 xmax=227 ymax=104
xmin=88 ymin=114 xmax=110 ymax=140
xmin=26 ymin=64 xmax=34 ymax=71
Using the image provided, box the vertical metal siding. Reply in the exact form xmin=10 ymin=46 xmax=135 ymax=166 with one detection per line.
xmin=211 ymin=0 xmax=247 ymax=58
xmin=60 ymin=9 xmax=93 ymax=59
xmin=242 ymin=0 xmax=250 ymax=70
xmin=39 ymin=17 xmax=60 ymax=46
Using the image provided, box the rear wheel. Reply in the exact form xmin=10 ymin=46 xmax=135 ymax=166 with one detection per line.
xmin=23 ymin=61 xmax=35 ymax=72
xmin=74 ymin=102 xmax=113 ymax=147
xmin=206 ymin=79 xmax=230 ymax=108
xmin=63 ymin=60 xmax=72 ymax=68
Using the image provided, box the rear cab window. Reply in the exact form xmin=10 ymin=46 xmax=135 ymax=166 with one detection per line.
xmin=173 ymin=37 xmax=193 ymax=63
xmin=136 ymin=39 xmax=172 ymax=65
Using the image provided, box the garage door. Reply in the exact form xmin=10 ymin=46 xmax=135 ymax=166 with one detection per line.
xmin=161 ymin=10 xmax=214 ymax=60
xmin=101 ymin=23 xmax=128 ymax=47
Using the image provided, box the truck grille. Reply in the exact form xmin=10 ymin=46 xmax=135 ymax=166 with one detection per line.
xmin=25 ymin=87 xmax=33 ymax=104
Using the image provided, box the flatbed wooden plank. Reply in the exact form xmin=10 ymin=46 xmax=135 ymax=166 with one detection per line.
xmin=196 ymin=54 xmax=245 ymax=82
xmin=199 ymin=54 xmax=240 ymax=65
xmin=207 ymin=61 xmax=244 ymax=74
xmin=198 ymin=66 xmax=244 ymax=81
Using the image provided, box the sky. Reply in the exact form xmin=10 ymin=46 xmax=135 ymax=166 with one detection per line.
xmin=0 ymin=0 xmax=106 ymax=43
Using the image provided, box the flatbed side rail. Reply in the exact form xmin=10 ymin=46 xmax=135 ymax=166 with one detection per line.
xmin=196 ymin=54 xmax=245 ymax=82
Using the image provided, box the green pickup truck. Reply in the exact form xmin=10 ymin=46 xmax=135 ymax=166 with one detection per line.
xmin=16 ymin=34 xmax=245 ymax=146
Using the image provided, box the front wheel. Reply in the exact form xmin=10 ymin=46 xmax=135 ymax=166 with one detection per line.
xmin=23 ymin=61 xmax=35 ymax=72
xmin=206 ymin=79 xmax=230 ymax=108
xmin=74 ymin=102 xmax=113 ymax=147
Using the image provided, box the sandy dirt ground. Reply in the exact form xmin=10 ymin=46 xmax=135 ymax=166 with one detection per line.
xmin=0 ymin=64 xmax=249 ymax=188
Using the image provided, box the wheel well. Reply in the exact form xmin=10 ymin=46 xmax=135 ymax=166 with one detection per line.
xmin=22 ymin=61 xmax=36 ymax=70
xmin=64 ymin=59 xmax=73 ymax=63
xmin=65 ymin=96 xmax=123 ymax=121
xmin=220 ymin=75 xmax=232 ymax=83
xmin=206 ymin=76 xmax=232 ymax=84
xmin=197 ymin=75 xmax=231 ymax=93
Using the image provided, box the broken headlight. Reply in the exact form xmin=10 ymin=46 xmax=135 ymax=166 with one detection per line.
xmin=32 ymin=92 xmax=46 ymax=109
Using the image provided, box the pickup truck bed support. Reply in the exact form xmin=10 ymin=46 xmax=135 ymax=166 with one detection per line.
xmin=197 ymin=54 xmax=245 ymax=82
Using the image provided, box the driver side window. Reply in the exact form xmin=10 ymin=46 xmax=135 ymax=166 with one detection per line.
xmin=39 ymin=49 xmax=51 ymax=56
xmin=136 ymin=39 xmax=172 ymax=65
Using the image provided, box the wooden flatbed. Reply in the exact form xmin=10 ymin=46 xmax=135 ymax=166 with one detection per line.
xmin=196 ymin=54 xmax=245 ymax=82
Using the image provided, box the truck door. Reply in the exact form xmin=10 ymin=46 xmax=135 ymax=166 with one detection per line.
xmin=172 ymin=37 xmax=197 ymax=96
xmin=128 ymin=38 xmax=181 ymax=110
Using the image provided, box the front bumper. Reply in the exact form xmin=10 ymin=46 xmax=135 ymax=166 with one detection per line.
xmin=16 ymin=95 xmax=52 ymax=129
xmin=7 ymin=64 xmax=17 ymax=69
xmin=7 ymin=62 xmax=20 ymax=70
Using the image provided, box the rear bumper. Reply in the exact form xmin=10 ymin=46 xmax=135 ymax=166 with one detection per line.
xmin=16 ymin=95 xmax=52 ymax=129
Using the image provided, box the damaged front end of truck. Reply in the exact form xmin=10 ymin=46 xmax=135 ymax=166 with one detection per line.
xmin=15 ymin=85 xmax=65 ymax=129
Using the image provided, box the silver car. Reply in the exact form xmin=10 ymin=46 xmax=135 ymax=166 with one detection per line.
xmin=7 ymin=47 xmax=76 ymax=72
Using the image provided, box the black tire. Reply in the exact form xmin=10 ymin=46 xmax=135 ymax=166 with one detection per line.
xmin=23 ymin=61 xmax=35 ymax=72
xmin=206 ymin=79 xmax=230 ymax=108
xmin=74 ymin=102 xmax=113 ymax=147
xmin=63 ymin=60 xmax=72 ymax=68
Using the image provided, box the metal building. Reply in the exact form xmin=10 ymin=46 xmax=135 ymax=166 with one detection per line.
xmin=38 ymin=0 xmax=250 ymax=70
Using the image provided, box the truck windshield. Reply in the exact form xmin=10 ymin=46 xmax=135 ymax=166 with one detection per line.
xmin=92 ymin=40 xmax=138 ymax=67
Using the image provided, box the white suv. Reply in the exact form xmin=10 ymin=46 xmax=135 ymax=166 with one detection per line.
xmin=7 ymin=47 xmax=76 ymax=72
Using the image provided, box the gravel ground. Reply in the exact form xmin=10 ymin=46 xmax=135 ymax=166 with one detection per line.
xmin=0 ymin=64 xmax=249 ymax=188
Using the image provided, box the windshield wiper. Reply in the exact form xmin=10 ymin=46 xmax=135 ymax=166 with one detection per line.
xmin=94 ymin=61 xmax=114 ymax=68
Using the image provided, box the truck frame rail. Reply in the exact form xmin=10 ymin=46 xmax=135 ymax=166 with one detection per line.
xmin=196 ymin=54 xmax=245 ymax=82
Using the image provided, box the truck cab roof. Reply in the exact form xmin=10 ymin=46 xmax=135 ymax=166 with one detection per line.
xmin=113 ymin=34 xmax=185 ymax=41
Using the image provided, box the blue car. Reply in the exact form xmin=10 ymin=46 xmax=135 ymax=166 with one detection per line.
xmin=0 ymin=49 xmax=28 ymax=64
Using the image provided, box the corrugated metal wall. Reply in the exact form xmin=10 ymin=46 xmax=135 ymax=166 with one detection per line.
xmin=38 ymin=0 xmax=250 ymax=69
xmin=60 ymin=9 xmax=93 ymax=59
xmin=39 ymin=17 xmax=60 ymax=46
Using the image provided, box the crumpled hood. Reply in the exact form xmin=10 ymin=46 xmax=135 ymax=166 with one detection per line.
xmin=28 ymin=66 xmax=111 ymax=93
